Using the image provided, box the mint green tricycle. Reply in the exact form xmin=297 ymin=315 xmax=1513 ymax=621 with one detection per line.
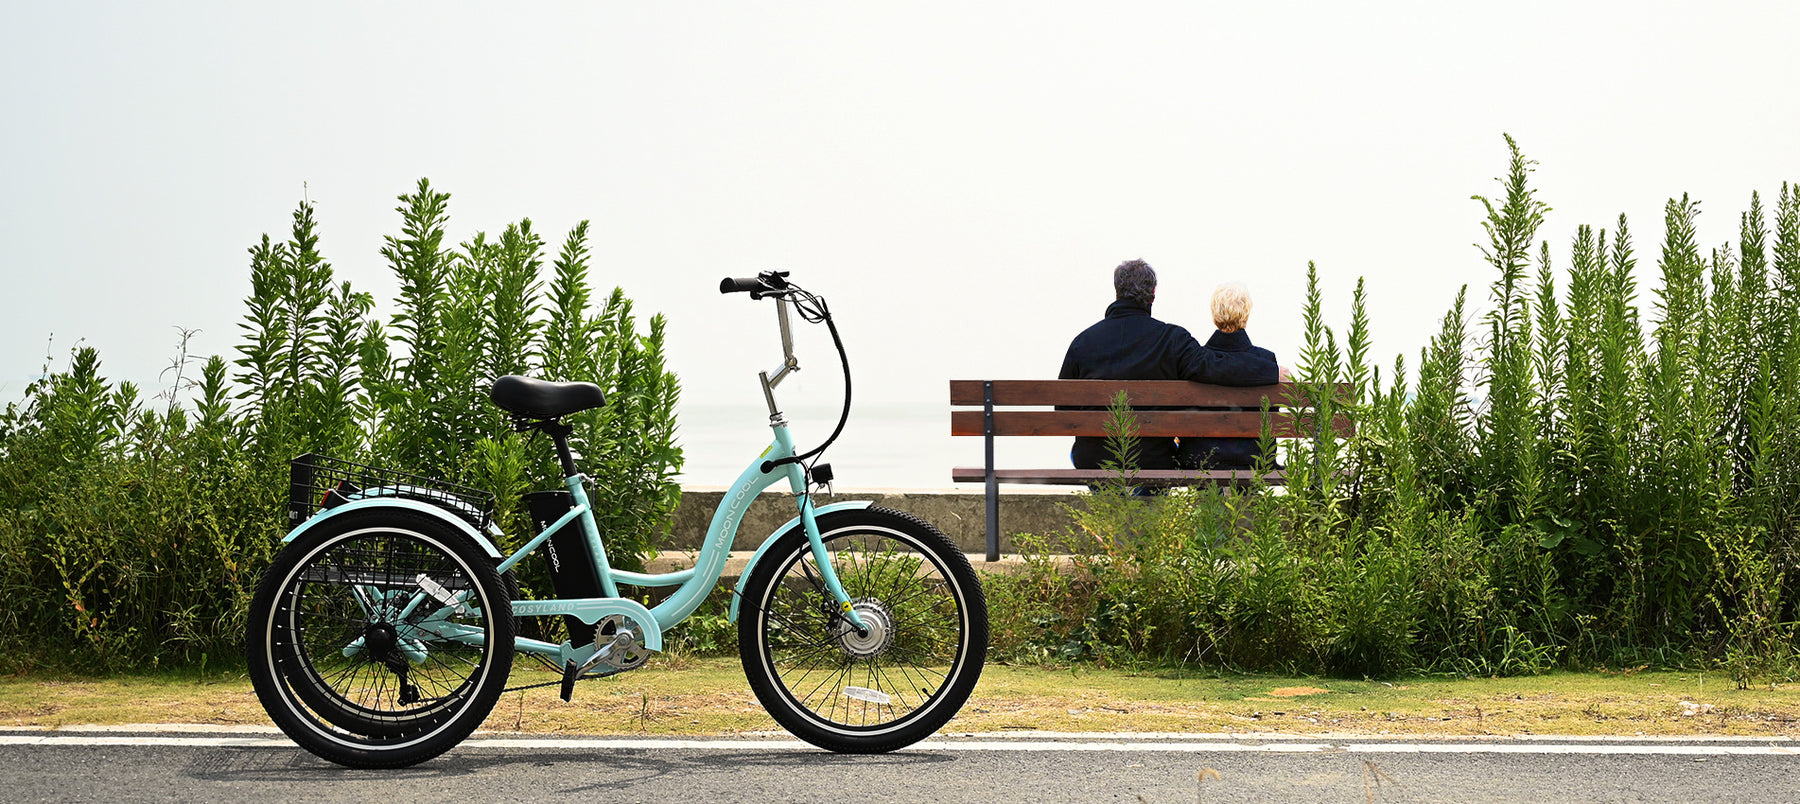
xmin=246 ymin=272 xmax=988 ymax=768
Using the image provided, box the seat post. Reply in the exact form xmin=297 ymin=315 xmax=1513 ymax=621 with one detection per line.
xmin=540 ymin=420 xmax=579 ymax=478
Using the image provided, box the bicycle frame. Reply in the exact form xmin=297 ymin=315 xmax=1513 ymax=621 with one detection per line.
xmin=283 ymin=295 xmax=870 ymax=673
xmin=493 ymin=427 xmax=868 ymax=670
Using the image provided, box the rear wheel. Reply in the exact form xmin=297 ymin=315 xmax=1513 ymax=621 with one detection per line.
xmin=738 ymin=507 xmax=987 ymax=753
xmin=246 ymin=509 xmax=514 ymax=768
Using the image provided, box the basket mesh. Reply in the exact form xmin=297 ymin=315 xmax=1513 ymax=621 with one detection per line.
xmin=287 ymin=453 xmax=496 ymax=531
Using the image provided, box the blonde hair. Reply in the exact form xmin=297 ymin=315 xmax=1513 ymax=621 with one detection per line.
xmin=1211 ymin=282 xmax=1252 ymax=332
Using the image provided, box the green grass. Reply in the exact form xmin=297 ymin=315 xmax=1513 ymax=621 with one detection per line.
xmin=3 ymin=659 xmax=1797 ymax=739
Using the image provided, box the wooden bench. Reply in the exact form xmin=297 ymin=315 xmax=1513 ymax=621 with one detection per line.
xmin=950 ymin=379 xmax=1352 ymax=560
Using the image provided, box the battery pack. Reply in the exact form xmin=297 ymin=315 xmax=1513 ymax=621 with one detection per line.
xmin=523 ymin=490 xmax=602 ymax=647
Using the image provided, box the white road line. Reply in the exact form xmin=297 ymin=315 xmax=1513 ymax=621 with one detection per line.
xmin=0 ymin=736 xmax=293 ymax=748
xmin=948 ymin=731 xmax=1798 ymax=744
xmin=1 ymin=734 xmax=1797 ymax=756
xmin=1345 ymin=743 xmax=1800 ymax=756
xmin=469 ymin=738 xmax=1345 ymax=752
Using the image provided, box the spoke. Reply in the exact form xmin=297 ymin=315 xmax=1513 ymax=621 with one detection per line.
xmin=882 ymin=601 xmax=954 ymax=637
xmin=776 ymin=662 xmax=839 ymax=711
xmin=774 ymin=654 xmax=848 ymax=699
xmin=859 ymin=544 xmax=907 ymax=600
xmin=840 ymin=546 xmax=879 ymax=599
xmin=885 ymin=602 xmax=960 ymax=636
xmin=316 ymin=655 xmax=369 ymax=692
xmin=363 ymin=662 xmax=390 ymax=712
xmin=884 ymin=612 xmax=956 ymax=645
xmin=823 ymin=660 xmax=857 ymax=722
xmin=766 ymin=604 xmax=844 ymax=662
xmin=418 ymin=644 xmax=483 ymax=688
xmin=763 ymin=605 xmax=841 ymax=655
xmin=878 ymin=658 xmax=940 ymax=711
xmin=771 ymin=638 xmax=844 ymax=667
xmin=881 ymin=642 xmax=958 ymax=670
xmin=795 ymin=655 xmax=854 ymax=715
xmin=876 ymin=578 xmax=948 ymax=614
xmin=867 ymin=657 xmax=912 ymax=715
xmin=294 ymin=599 xmax=370 ymax=629
xmin=881 ymin=626 xmax=956 ymax=660
xmin=773 ymin=631 xmax=849 ymax=690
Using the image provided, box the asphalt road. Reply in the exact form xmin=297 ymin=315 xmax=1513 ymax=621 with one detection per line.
xmin=4 ymin=729 xmax=1797 ymax=803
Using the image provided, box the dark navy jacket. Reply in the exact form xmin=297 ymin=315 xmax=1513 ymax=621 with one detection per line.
xmin=1176 ymin=329 xmax=1277 ymax=470
xmin=1059 ymin=301 xmax=1278 ymax=469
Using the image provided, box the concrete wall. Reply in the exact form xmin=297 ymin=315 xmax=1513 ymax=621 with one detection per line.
xmin=663 ymin=488 xmax=1090 ymax=554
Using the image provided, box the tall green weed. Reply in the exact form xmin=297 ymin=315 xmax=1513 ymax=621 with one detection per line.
xmin=990 ymin=136 xmax=1800 ymax=680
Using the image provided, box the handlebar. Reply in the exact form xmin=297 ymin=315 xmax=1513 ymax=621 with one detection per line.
xmin=717 ymin=271 xmax=853 ymax=479
xmin=719 ymin=271 xmax=790 ymax=298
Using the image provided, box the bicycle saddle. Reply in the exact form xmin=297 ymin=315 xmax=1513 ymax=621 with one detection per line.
xmin=489 ymin=375 xmax=606 ymax=419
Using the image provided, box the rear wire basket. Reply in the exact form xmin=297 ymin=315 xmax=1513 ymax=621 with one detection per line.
xmin=287 ymin=453 xmax=497 ymax=531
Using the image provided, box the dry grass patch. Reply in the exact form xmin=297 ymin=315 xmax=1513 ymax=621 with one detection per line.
xmin=2 ymin=659 xmax=1798 ymax=738
xmin=1268 ymin=687 xmax=1331 ymax=698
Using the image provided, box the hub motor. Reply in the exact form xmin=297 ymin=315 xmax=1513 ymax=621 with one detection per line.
xmin=834 ymin=599 xmax=895 ymax=659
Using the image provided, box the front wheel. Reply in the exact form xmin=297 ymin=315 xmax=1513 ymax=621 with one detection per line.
xmin=738 ymin=506 xmax=988 ymax=753
xmin=246 ymin=509 xmax=515 ymax=768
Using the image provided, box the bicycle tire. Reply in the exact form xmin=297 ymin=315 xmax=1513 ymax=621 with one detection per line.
xmin=269 ymin=564 xmax=522 ymax=738
xmin=738 ymin=506 xmax=987 ymax=753
xmin=273 ymin=531 xmax=518 ymax=739
xmin=246 ymin=509 xmax=514 ymax=768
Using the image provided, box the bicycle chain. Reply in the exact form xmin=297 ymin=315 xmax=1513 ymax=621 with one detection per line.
xmin=503 ymin=666 xmax=631 ymax=694
xmin=503 ymin=654 xmax=631 ymax=694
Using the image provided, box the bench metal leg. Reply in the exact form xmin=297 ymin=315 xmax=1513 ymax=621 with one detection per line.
xmin=985 ymin=482 xmax=998 ymax=562
xmin=985 ymin=380 xmax=998 ymax=562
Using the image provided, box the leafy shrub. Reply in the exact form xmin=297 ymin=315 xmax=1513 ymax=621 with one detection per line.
xmin=0 ymin=181 xmax=683 ymax=670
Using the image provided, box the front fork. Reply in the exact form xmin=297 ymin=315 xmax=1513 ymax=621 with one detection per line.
xmin=775 ymin=428 xmax=869 ymax=633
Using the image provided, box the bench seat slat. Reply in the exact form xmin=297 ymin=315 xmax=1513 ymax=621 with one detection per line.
xmin=950 ymin=467 xmax=1288 ymax=486
xmin=949 ymin=409 xmax=1353 ymax=438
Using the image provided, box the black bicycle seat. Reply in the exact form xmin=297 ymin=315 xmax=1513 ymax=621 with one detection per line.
xmin=490 ymin=375 xmax=606 ymax=419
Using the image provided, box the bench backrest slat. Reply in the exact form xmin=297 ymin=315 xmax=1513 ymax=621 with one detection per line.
xmin=949 ymin=380 xmax=1353 ymax=439
xmin=947 ymin=379 xmax=1345 ymax=408
xmin=949 ymin=409 xmax=1353 ymax=438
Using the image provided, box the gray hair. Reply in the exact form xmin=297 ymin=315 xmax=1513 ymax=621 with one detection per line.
xmin=1113 ymin=259 xmax=1156 ymax=308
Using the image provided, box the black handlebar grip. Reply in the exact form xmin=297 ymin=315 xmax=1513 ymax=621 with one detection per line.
xmin=720 ymin=277 xmax=764 ymax=294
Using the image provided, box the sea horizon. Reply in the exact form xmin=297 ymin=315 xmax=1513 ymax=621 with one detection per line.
xmin=672 ymin=400 xmax=1073 ymax=492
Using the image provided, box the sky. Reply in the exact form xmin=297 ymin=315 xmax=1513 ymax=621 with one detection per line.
xmin=3 ymin=2 xmax=1797 ymax=488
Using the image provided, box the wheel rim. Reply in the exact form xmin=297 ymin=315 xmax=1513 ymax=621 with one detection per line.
xmin=753 ymin=524 xmax=972 ymax=733
xmin=268 ymin=527 xmax=498 ymax=743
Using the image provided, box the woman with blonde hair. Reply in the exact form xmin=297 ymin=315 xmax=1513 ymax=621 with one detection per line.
xmin=1176 ymin=282 xmax=1278 ymax=470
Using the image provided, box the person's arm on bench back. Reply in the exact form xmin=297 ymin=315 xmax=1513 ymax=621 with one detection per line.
xmin=1171 ymin=328 xmax=1279 ymax=386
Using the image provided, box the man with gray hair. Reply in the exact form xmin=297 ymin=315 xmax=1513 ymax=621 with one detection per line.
xmin=1058 ymin=259 xmax=1280 ymax=470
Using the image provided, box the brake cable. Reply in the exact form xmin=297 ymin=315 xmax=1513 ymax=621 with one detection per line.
xmin=760 ymin=286 xmax=852 ymax=476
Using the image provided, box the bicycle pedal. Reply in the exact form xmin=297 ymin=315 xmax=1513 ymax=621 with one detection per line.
xmin=559 ymin=660 xmax=579 ymax=702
